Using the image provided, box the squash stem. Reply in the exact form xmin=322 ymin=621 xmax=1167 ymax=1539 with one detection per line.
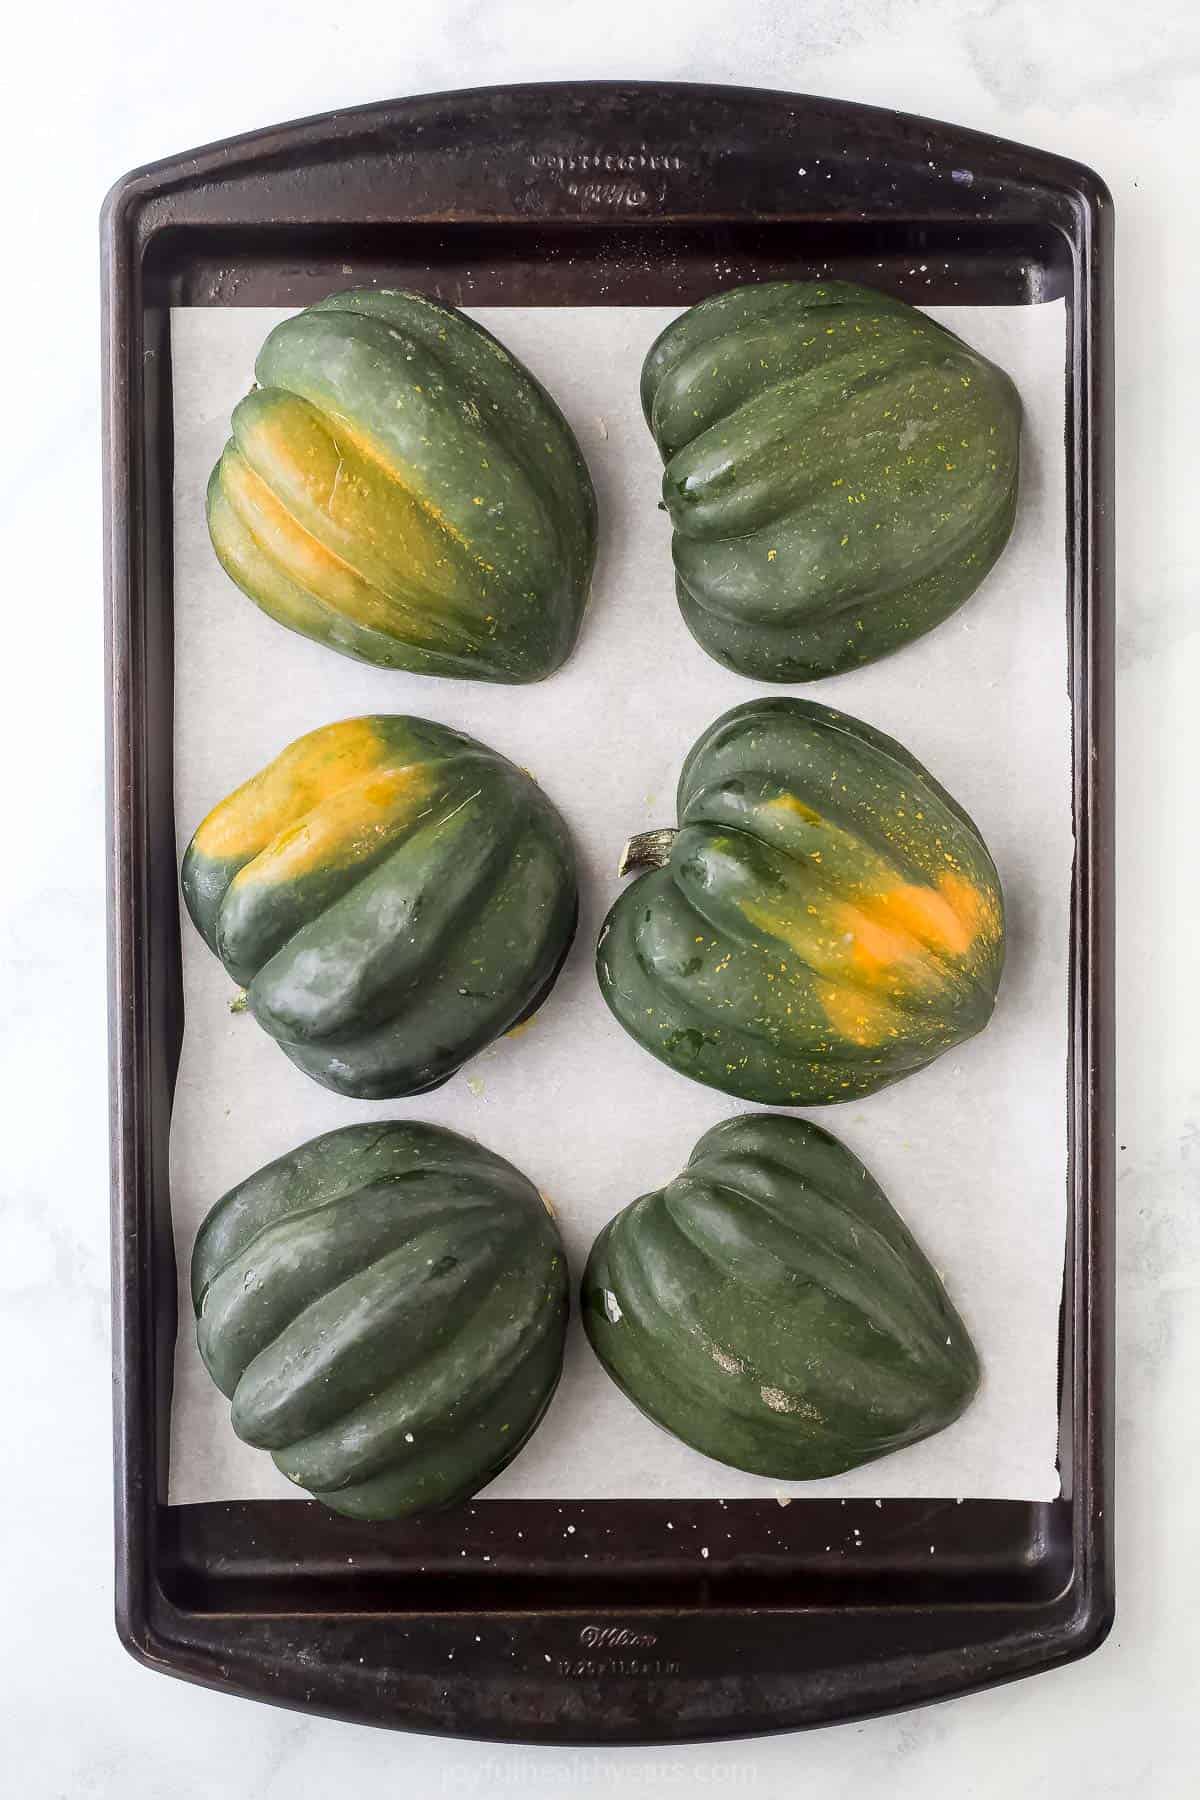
xmin=229 ymin=989 xmax=249 ymax=1015
xmin=619 ymin=828 xmax=678 ymax=878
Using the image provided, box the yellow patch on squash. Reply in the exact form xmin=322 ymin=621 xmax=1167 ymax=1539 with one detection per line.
xmin=740 ymin=866 xmax=996 ymax=1038
xmin=193 ymin=719 xmax=428 ymax=870
xmin=834 ymin=871 xmax=996 ymax=983
xmin=740 ymin=898 xmax=832 ymax=976
xmin=230 ymin=764 xmax=435 ymax=889
xmin=242 ymin=386 xmax=472 ymax=549
xmin=814 ymin=980 xmax=909 ymax=1048
xmin=765 ymin=792 xmax=823 ymax=825
xmin=217 ymin=450 xmax=465 ymax=650
xmin=302 ymin=409 xmax=473 ymax=568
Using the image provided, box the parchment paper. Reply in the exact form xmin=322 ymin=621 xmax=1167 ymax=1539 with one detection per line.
xmin=169 ymin=299 xmax=1070 ymax=1504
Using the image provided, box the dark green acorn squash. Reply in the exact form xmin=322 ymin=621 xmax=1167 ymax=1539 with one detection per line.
xmin=583 ymin=1113 xmax=979 ymax=1479
xmin=207 ymin=288 xmax=596 ymax=682
xmin=193 ymin=1122 xmax=568 ymax=1519
xmin=597 ymin=697 xmax=1004 ymax=1104
xmin=642 ymin=280 xmax=1022 ymax=680
xmin=181 ymin=714 xmax=577 ymax=1098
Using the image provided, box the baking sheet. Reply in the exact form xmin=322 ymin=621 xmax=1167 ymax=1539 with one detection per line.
xmin=168 ymin=299 xmax=1069 ymax=1504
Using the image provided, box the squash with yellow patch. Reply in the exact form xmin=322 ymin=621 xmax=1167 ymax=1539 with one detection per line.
xmin=207 ymin=289 xmax=596 ymax=681
xmin=182 ymin=716 xmax=577 ymax=1097
xmin=597 ymin=697 xmax=1004 ymax=1104
xmin=582 ymin=1113 xmax=980 ymax=1479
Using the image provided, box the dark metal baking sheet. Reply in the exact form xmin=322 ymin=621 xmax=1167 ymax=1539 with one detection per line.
xmin=102 ymin=80 xmax=1114 ymax=1744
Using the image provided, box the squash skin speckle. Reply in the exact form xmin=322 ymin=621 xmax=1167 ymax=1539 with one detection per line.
xmin=582 ymin=1113 xmax=979 ymax=1480
xmin=596 ymin=697 xmax=1004 ymax=1105
xmin=641 ymin=280 xmax=1021 ymax=680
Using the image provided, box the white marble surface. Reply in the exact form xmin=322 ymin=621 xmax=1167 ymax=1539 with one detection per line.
xmin=2 ymin=0 xmax=1196 ymax=1791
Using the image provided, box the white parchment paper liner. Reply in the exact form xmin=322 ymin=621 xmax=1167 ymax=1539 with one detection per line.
xmin=169 ymin=300 xmax=1069 ymax=1504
